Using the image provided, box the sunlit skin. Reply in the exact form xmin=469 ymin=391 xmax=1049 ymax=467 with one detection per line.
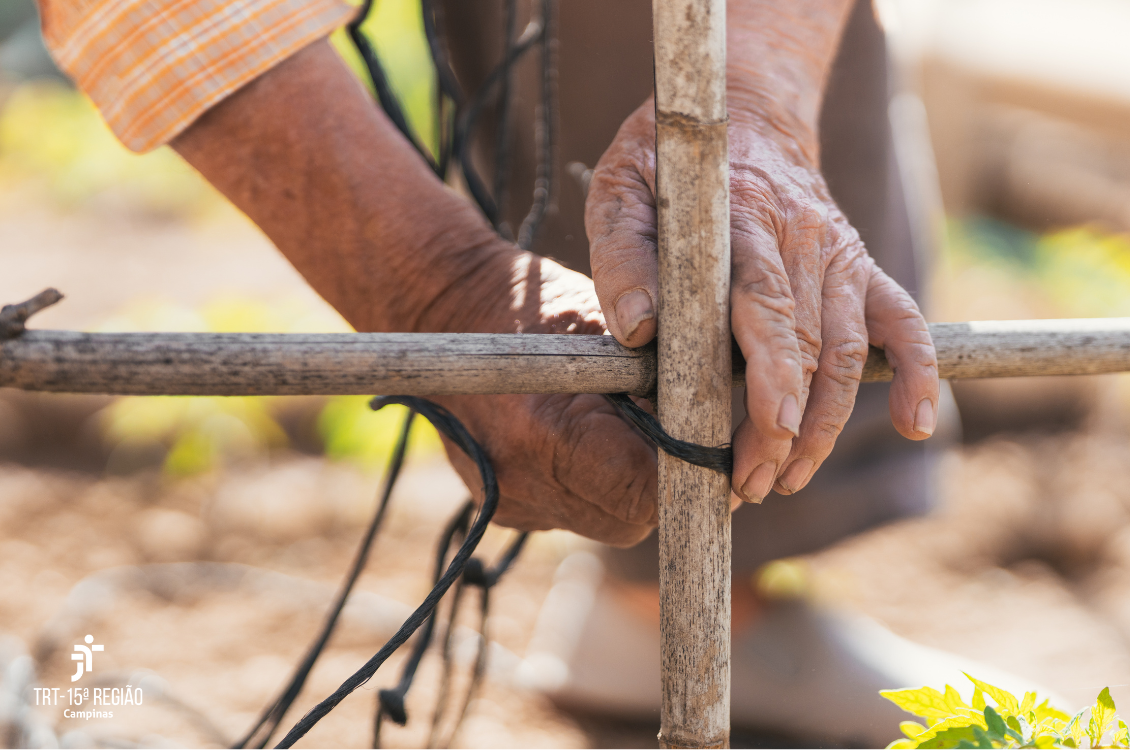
xmin=173 ymin=0 xmax=938 ymax=547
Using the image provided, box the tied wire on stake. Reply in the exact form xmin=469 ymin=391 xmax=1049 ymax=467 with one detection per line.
xmin=257 ymin=0 xmax=732 ymax=744
xmin=255 ymin=1 xmax=560 ymax=746
xmin=0 ymin=0 xmax=731 ymax=737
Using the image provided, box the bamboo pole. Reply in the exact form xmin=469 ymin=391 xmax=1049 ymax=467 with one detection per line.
xmin=651 ymin=0 xmax=732 ymax=744
xmin=3 ymin=319 xmax=1130 ymax=396
xmin=0 ymin=331 xmax=655 ymax=396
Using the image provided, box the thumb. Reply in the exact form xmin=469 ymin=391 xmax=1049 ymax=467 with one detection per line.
xmin=585 ymin=109 xmax=659 ymax=348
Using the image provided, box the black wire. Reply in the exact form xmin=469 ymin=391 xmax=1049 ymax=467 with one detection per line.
xmin=491 ymin=0 xmax=519 ymax=239
xmin=352 ymin=0 xmax=557 ymax=246
xmin=424 ymin=572 xmax=467 ymax=748
xmin=373 ymin=501 xmax=474 ymax=747
xmin=516 ymin=0 xmax=556 ymax=250
xmin=347 ymin=0 xmax=441 ymax=177
xmin=443 ymin=533 xmax=529 ymax=747
xmin=604 ymin=393 xmax=734 ymax=475
xmin=453 ymin=18 xmax=544 ymax=227
xmin=274 ymin=396 xmax=501 ymax=749
xmin=233 ymin=411 xmax=417 ymax=749
xmin=420 ymin=0 xmax=463 ymax=178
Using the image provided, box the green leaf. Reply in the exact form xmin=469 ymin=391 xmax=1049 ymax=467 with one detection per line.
xmin=918 ymin=726 xmax=980 ymax=749
xmin=1066 ymin=707 xmax=1089 ymax=749
xmin=883 ymin=687 xmax=964 ymax=722
xmin=985 ymin=706 xmax=1008 ymax=741
xmin=1114 ymin=719 xmax=1130 ymax=748
xmin=902 ymin=722 xmax=930 ymax=739
xmin=1088 ymin=687 xmax=1116 ymax=747
xmin=1033 ymin=735 xmax=1059 ymax=749
xmin=971 ymin=725 xmax=995 ymax=748
xmin=965 ymin=674 xmax=1020 ymax=716
xmin=1005 ymin=714 xmax=1026 ymax=743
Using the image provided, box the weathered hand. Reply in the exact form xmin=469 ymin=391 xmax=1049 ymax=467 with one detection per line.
xmin=586 ymin=99 xmax=939 ymax=505
xmin=432 ymin=255 xmax=659 ymax=547
xmin=171 ymin=41 xmax=659 ymax=547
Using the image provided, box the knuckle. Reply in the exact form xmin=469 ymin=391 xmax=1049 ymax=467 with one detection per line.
xmin=589 ymin=229 xmax=658 ymax=280
xmin=793 ymin=202 xmax=829 ymax=233
xmin=807 ymin=416 xmax=845 ymax=451
xmin=733 ymin=261 xmax=792 ymax=301
xmin=735 ymin=285 xmax=797 ymax=323
xmin=798 ymin=344 xmax=821 ymax=376
xmin=820 ymin=337 xmax=869 ymax=384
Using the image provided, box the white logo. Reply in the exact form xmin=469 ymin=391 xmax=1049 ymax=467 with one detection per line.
xmin=71 ymin=635 xmax=104 ymax=682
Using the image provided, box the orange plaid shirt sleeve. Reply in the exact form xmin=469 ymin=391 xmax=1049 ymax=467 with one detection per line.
xmin=37 ymin=0 xmax=357 ymax=152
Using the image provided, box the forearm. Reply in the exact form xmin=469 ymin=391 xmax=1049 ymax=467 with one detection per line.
xmin=727 ymin=0 xmax=855 ymax=161
xmin=171 ymin=39 xmax=522 ymax=334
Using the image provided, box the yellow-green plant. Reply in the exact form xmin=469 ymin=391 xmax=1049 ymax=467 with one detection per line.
xmin=883 ymin=675 xmax=1128 ymax=748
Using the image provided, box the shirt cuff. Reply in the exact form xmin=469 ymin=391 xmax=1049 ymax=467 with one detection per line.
xmin=39 ymin=0 xmax=357 ymax=152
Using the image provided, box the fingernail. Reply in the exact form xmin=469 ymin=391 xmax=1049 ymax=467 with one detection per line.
xmin=777 ymin=394 xmax=800 ymax=436
xmin=778 ymin=458 xmax=815 ymax=494
xmin=914 ymin=398 xmax=936 ymax=436
xmin=740 ymin=461 xmax=777 ymax=504
xmin=614 ymin=289 xmax=654 ymax=341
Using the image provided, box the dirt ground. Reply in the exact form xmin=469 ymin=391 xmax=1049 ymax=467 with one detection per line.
xmin=5 ymin=204 xmax=1130 ymax=749
xmin=6 ymin=418 xmax=1130 ymax=748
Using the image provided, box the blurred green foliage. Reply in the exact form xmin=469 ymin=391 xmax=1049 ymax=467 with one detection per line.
xmin=98 ymin=298 xmax=441 ymax=476
xmin=0 ymin=1 xmax=443 ymax=476
xmin=318 ymin=396 xmax=442 ymax=465
xmin=331 ymin=0 xmax=438 ymax=155
xmin=0 ymin=0 xmax=434 ymax=214
xmin=884 ymin=676 xmax=1126 ymax=749
xmin=0 ymin=82 xmax=221 ymax=216
xmin=949 ymin=218 xmax=1130 ymax=318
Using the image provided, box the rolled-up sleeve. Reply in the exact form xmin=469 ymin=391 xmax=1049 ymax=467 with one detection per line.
xmin=37 ymin=0 xmax=356 ymax=152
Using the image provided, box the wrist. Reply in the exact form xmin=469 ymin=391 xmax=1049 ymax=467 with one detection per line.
xmin=724 ymin=0 xmax=855 ymax=163
xmin=383 ymin=216 xmax=604 ymax=337
xmin=423 ymin=252 xmax=606 ymax=336
xmin=725 ymin=79 xmax=819 ymax=166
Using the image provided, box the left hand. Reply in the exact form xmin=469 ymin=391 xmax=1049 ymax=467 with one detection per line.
xmin=585 ymin=98 xmax=940 ymax=505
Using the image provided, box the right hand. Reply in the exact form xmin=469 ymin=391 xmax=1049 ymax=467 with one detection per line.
xmin=431 ymin=253 xmax=661 ymax=547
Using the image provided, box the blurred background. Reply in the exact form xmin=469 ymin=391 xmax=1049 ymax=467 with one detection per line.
xmin=4 ymin=0 xmax=1130 ymax=747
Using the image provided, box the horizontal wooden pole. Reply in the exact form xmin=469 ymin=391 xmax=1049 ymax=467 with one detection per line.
xmin=0 ymin=318 xmax=1128 ymax=397
xmin=0 ymin=331 xmax=656 ymax=396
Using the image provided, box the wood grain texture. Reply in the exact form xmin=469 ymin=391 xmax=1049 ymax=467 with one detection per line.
xmin=3 ymin=319 xmax=1130 ymax=397
xmin=0 ymin=331 xmax=654 ymax=396
xmin=652 ymin=0 xmax=732 ymax=743
xmin=860 ymin=319 xmax=1130 ymax=381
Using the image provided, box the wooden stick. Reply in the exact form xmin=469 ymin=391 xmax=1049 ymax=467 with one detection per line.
xmin=0 ymin=289 xmax=63 ymax=341
xmin=652 ymin=0 xmax=732 ymax=743
xmin=863 ymin=319 xmax=1130 ymax=380
xmin=0 ymin=331 xmax=654 ymax=396
xmin=2 ymin=319 xmax=1130 ymax=396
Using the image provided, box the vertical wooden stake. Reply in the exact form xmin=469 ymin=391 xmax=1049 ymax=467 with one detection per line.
xmin=652 ymin=0 xmax=731 ymax=747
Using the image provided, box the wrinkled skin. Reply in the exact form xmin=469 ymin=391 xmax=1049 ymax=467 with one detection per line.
xmin=429 ymin=260 xmax=661 ymax=547
xmin=587 ymin=102 xmax=939 ymax=505
xmin=173 ymin=0 xmax=939 ymax=548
